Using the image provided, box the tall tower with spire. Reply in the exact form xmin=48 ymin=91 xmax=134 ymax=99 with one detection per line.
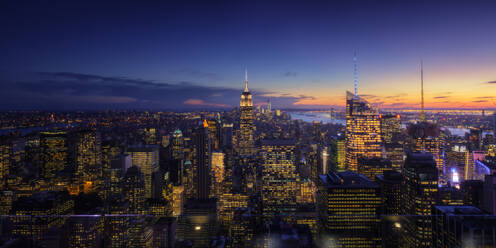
xmin=420 ymin=60 xmax=426 ymax=122
xmin=354 ymin=51 xmax=358 ymax=98
xmin=239 ymin=68 xmax=254 ymax=156
xmin=345 ymin=53 xmax=382 ymax=172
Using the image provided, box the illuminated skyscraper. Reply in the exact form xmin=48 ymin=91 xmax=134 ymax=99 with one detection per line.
xmin=376 ymin=170 xmax=403 ymax=248
xmin=124 ymin=165 xmax=146 ymax=213
xmin=380 ymin=114 xmax=404 ymax=171
xmin=358 ymin=156 xmax=392 ymax=182
xmin=407 ymin=122 xmax=444 ymax=175
xmin=321 ymin=146 xmax=330 ymax=174
xmin=172 ymin=129 xmax=185 ymax=160
xmin=40 ymin=131 xmax=68 ymax=179
xmin=207 ymin=119 xmax=220 ymax=151
xmin=0 ymin=143 xmax=10 ymax=188
xmin=220 ymin=123 xmax=233 ymax=149
xmin=261 ymin=139 xmax=298 ymax=218
xmin=380 ymin=114 xmax=402 ymax=144
xmin=238 ymin=69 xmax=255 ymax=156
xmin=128 ymin=145 xmax=159 ymax=198
xmin=401 ymin=152 xmax=438 ymax=248
xmin=376 ymin=170 xmax=403 ymax=215
xmin=210 ymin=151 xmax=224 ymax=197
xmin=337 ymin=139 xmax=346 ymax=171
xmin=74 ymin=130 xmax=102 ymax=188
xmin=313 ymin=121 xmax=323 ymax=143
xmin=317 ymin=171 xmax=381 ymax=247
xmin=345 ymin=92 xmax=383 ymax=172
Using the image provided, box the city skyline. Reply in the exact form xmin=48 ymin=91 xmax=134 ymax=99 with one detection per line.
xmin=1 ymin=1 xmax=496 ymax=110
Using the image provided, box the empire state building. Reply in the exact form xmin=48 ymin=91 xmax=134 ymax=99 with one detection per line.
xmin=239 ymin=69 xmax=255 ymax=156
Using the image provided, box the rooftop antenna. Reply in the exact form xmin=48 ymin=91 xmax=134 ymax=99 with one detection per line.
xmin=244 ymin=67 xmax=249 ymax=92
xmin=420 ymin=60 xmax=425 ymax=122
xmin=354 ymin=51 xmax=358 ymax=98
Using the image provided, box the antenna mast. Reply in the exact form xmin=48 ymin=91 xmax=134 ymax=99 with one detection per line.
xmin=354 ymin=51 xmax=358 ymax=98
xmin=421 ymin=60 xmax=425 ymax=122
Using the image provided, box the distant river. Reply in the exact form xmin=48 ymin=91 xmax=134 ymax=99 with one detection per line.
xmin=288 ymin=111 xmax=346 ymax=125
xmin=288 ymin=111 xmax=493 ymax=137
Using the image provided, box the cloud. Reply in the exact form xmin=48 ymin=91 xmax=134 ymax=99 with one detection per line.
xmin=473 ymin=100 xmax=488 ymax=103
xmin=0 ymin=71 xmax=311 ymax=110
xmin=283 ymin=71 xmax=298 ymax=77
xmin=170 ymin=69 xmax=221 ymax=80
xmin=487 ymin=80 xmax=496 ymax=84
xmin=184 ymin=99 xmax=230 ymax=108
xmin=434 ymin=96 xmax=450 ymax=99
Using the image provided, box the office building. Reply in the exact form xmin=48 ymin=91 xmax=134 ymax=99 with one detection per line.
xmin=238 ymin=70 xmax=255 ymax=156
xmin=40 ymin=131 xmax=68 ymax=179
xmin=318 ymin=171 xmax=381 ymax=247
xmin=401 ymin=152 xmax=438 ymax=248
xmin=432 ymin=205 xmax=496 ymax=248
xmin=128 ymin=145 xmax=159 ymax=198
xmin=261 ymin=139 xmax=298 ymax=218
xmin=357 ymin=156 xmax=392 ymax=182
xmin=345 ymin=92 xmax=382 ymax=172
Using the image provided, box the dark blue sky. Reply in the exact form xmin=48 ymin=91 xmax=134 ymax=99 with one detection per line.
xmin=1 ymin=0 xmax=495 ymax=110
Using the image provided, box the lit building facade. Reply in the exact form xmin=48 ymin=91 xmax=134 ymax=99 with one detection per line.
xmin=317 ymin=171 xmax=381 ymax=247
xmin=357 ymin=156 xmax=392 ymax=182
xmin=345 ymin=92 xmax=383 ymax=172
xmin=40 ymin=131 xmax=68 ymax=179
xmin=238 ymin=71 xmax=255 ymax=156
xmin=172 ymin=129 xmax=185 ymax=161
xmin=261 ymin=139 xmax=298 ymax=218
xmin=432 ymin=205 xmax=496 ymax=248
xmin=128 ymin=145 xmax=159 ymax=198
xmin=74 ymin=130 xmax=102 ymax=189
xmin=211 ymin=151 xmax=224 ymax=198
xmin=401 ymin=152 xmax=438 ymax=248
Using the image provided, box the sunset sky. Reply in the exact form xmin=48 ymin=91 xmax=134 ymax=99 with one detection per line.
xmin=1 ymin=1 xmax=495 ymax=110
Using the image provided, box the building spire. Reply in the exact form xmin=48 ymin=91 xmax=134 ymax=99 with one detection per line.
xmin=353 ymin=51 xmax=358 ymax=98
xmin=420 ymin=60 xmax=425 ymax=122
xmin=244 ymin=67 xmax=249 ymax=92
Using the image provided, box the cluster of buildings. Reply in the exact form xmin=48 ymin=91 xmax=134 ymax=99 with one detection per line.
xmin=0 ymin=69 xmax=496 ymax=248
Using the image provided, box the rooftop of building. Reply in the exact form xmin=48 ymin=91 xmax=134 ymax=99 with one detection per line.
xmin=319 ymin=171 xmax=378 ymax=189
xmin=127 ymin=144 xmax=159 ymax=152
xmin=13 ymin=190 xmax=71 ymax=211
xmin=404 ymin=152 xmax=437 ymax=170
xmin=358 ymin=156 xmax=392 ymax=168
xmin=434 ymin=205 xmax=485 ymax=215
xmin=261 ymin=139 xmax=296 ymax=146
xmin=433 ymin=205 xmax=496 ymax=230
xmin=376 ymin=170 xmax=403 ymax=183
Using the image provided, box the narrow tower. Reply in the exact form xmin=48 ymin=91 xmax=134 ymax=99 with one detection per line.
xmin=354 ymin=51 xmax=358 ymax=98
xmin=420 ymin=60 xmax=426 ymax=122
xmin=239 ymin=68 xmax=254 ymax=156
